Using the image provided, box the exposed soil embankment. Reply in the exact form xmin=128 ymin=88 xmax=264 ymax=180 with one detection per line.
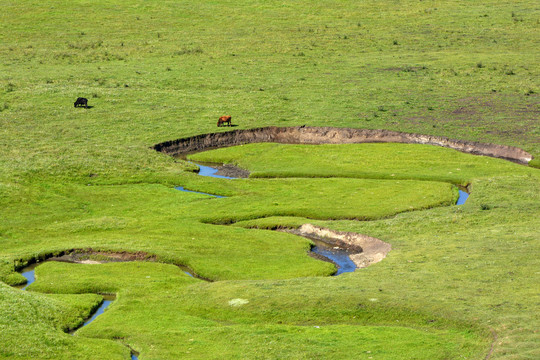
xmin=48 ymin=250 xmax=157 ymax=264
xmin=13 ymin=249 xmax=212 ymax=282
xmin=153 ymin=126 xmax=533 ymax=164
xmin=282 ymin=224 xmax=392 ymax=269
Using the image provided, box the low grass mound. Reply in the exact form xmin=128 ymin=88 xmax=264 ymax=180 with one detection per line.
xmin=0 ymin=283 xmax=129 ymax=359
xmin=25 ymin=261 xmax=488 ymax=360
xmin=188 ymin=143 xmax=537 ymax=184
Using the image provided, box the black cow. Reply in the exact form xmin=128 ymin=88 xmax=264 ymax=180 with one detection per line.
xmin=74 ymin=97 xmax=88 ymax=108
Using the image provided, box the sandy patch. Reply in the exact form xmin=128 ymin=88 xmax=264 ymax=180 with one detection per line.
xmin=283 ymin=224 xmax=391 ymax=269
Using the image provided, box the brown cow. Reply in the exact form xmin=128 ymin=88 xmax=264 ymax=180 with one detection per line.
xmin=217 ymin=115 xmax=232 ymax=127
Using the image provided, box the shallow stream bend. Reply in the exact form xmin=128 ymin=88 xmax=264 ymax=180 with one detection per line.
xmin=16 ymin=262 xmax=139 ymax=360
xmin=178 ymin=161 xmax=470 ymax=275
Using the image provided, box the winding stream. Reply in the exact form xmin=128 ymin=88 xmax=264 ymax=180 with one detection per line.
xmin=11 ymin=157 xmax=471 ymax=358
xmin=457 ymin=189 xmax=469 ymax=205
xmin=196 ymin=163 xmax=236 ymax=179
xmin=175 ymin=186 xmax=225 ymax=198
xmin=16 ymin=262 xmax=138 ymax=359
xmin=177 ymin=161 xmax=470 ymax=276
xmin=18 ymin=264 xmax=36 ymax=291
xmin=71 ymin=295 xmax=115 ymax=334
xmin=177 ymin=162 xmax=359 ymax=274
xmin=310 ymin=240 xmax=357 ymax=276
xmin=17 ymin=262 xmax=114 ymax=333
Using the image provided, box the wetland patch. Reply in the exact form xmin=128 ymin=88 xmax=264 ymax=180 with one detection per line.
xmin=179 ymin=161 xmax=370 ymax=274
xmin=15 ymin=261 xmax=115 ymax=334
xmin=176 ymin=154 xmax=466 ymax=274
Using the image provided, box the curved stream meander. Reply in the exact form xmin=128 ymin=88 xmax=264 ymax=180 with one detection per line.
xmin=178 ymin=161 xmax=470 ymax=275
xmin=16 ymin=264 xmax=116 ymax=335
xmin=16 ymin=257 xmax=143 ymax=359
xmin=13 ymin=154 xmax=471 ymax=360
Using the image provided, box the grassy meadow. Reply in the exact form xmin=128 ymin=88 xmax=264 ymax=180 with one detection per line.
xmin=0 ymin=0 xmax=539 ymax=359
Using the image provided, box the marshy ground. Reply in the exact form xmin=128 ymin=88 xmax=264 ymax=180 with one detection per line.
xmin=3 ymin=141 xmax=539 ymax=359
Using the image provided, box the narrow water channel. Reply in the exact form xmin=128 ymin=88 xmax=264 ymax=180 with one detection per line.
xmin=70 ymin=295 xmax=115 ymax=334
xmin=174 ymin=186 xmax=225 ymax=198
xmin=310 ymin=240 xmax=357 ymax=276
xmin=175 ymin=162 xmax=231 ymax=198
xmin=15 ymin=262 xmax=139 ymax=359
xmin=178 ymin=162 xmax=470 ymax=276
xmin=18 ymin=264 xmax=37 ymax=291
xmin=457 ymin=189 xmax=469 ymax=205
xmin=17 ymin=263 xmax=114 ymax=333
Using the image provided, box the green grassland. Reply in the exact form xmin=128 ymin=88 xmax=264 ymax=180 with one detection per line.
xmin=188 ymin=142 xmax=539 ymax=184
xmin=1 ymin=144 xmax=538 ymax=359
xmin=0 ymin=0 xmax=539 ymax=359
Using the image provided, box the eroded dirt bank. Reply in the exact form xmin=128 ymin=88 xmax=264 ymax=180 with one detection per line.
xmin=13 ymin=249 xmax=212 ymax=282
xmin=282 ymin=224 xmax=392 ymax=269
xmin=153 ymin=126 xmax=533 ymax=164
xmin=47 ymin=250 xmax=157 ymax=264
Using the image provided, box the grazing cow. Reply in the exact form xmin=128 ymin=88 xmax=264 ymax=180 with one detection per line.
xmin=74 ymin=97 xmax=88 ymax=108
xmin=217 ymin=115 xmax=232 ymax=127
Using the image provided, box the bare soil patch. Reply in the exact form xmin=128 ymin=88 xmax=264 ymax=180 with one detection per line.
xmin=212 ymin=163 xmax=250 ymax=178
xmin=48 ymin=249 xmax=157 ymax=264
xmin=281 ymin=224 xmax=392 ymax=269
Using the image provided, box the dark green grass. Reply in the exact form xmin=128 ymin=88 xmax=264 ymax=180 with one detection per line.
xmin=0 ymin=0 xmax=538 ymax=173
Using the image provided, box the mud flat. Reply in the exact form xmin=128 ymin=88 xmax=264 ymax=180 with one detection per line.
xmin=13 ymin=249 xmax=203 ymax=284
xmin=153 ymin=126 xmax=533 ymax=164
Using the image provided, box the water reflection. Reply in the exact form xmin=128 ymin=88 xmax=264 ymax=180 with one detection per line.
xmin=311 ymin=242 xmax=357 ymax=275
xmin=457 ymin=189 xmax=469 ymax=205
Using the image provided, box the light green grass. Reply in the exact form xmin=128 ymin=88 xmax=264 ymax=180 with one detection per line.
xmin=25 ymin=261 xmax=487 ymax=360
xmin=0 ymin=0 xmax=538 ymax=359
xmin=188 ymin=142 xmax=538 ymax=185
xmin=0 ymin=283 xmax=129 ymax=359
xmin=0 ymin=170 xmax=456 ymax=283
xmin=2 ymin=143 xmax=537 ymax=359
